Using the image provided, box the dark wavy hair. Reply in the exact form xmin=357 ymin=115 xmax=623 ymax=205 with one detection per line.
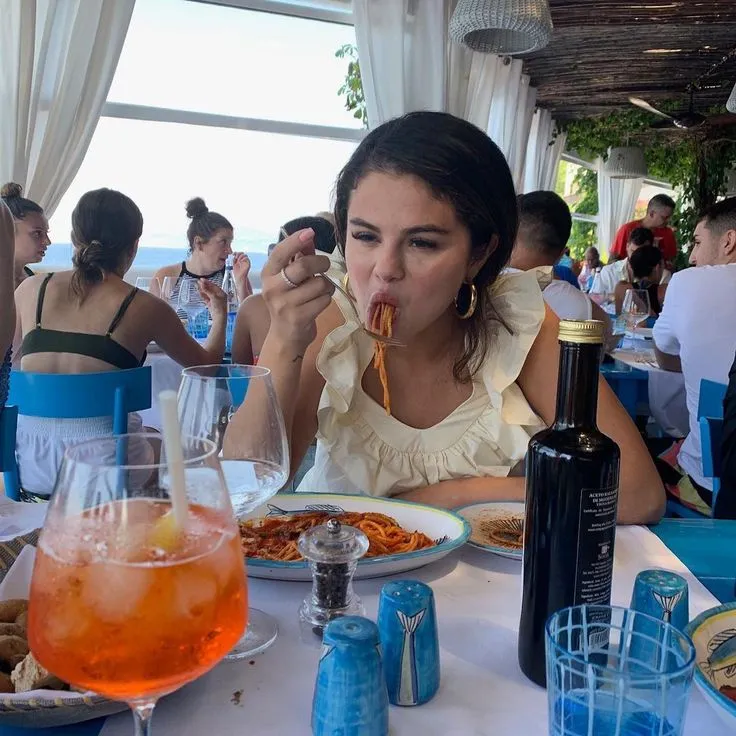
xmin=333 ymin=111 xmax=518 ymax=381
xmin=0 ymin=182 xmax=43 ymax=220
xmin=278 ymin=215 xmax=337 ymax=254
xmin=185 ymin=197 xmax=233 ymax=252
xmin=70 ymin=189 xmax=143 ymax=300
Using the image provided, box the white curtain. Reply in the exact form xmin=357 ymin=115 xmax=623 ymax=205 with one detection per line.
xmin=352 ymin=0 xmax=451 ymax=128
xmin=0 ymin=0 xmax=135 ymax=217
xmin=353 ymin=0 xmax=538 ymax=190
xmin=596 ymin=158 xmax=643 ymax=257
xmin=522 ymin=108 xmax=567 ymax=193
xmin=485 ymin=57 xmax=537 ymax=190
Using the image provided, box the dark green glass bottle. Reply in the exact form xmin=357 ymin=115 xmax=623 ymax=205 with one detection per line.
xmin=518 ymin=320 xmax=621 ymax=687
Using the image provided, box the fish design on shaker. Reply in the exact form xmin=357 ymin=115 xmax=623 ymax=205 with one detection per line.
xmin=396 ymin=608 xmax=426 ymax=706
xmin=652 ymin=589 xmax=685 ymax=623
xmin=702 ymin=628 xmax=736 ymax=680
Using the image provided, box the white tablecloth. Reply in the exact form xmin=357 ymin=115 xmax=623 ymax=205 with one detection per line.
xmin=100 ymin=527 xmax=728 ymax=736
xmin=140 ymin=351 xmax=185 ymax=431
xmin=611 ymin=340 xmax=689 ymax=437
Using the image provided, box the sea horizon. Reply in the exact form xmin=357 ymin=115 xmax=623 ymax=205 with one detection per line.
xmin=41 ymin=241 xmax=271 ymax=272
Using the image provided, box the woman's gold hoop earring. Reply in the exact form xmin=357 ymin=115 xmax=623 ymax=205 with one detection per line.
xmin=455 ymin=282 xmax=477 ymax=320
xmin=342 ymin=272 xmax=351 ymax=294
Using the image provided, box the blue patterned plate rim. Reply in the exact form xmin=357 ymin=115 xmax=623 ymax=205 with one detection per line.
xmin=452 ymin=500 xmax=524 ymax=558
xmin=684 ymin=601 xmax=736 ymax=718
xmin=244 ymin=493 xmax=470 ymax=569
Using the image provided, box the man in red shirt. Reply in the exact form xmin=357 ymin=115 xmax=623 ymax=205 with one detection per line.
xmin=609 ymin=194 xmax=677 ymax=267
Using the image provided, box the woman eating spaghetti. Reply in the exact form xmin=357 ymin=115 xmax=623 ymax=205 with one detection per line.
xmin=225 ymin=112 xmax=665 ymax=525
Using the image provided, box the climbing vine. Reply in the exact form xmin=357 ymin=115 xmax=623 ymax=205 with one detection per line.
xmin=561 ymin=108 xmax=736 ymax=257
xmin=335 ymin=44 xmax=368 ymax=127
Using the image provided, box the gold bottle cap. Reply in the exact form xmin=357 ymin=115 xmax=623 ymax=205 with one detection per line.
xmin=558 ymin=319 xmax=605 ymax=345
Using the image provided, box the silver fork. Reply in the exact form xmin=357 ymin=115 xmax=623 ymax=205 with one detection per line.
xmin=321 ymin=273 xmax=405 ymax=347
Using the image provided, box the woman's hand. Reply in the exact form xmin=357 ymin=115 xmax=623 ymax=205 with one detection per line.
xmin=261 ymin=228 xmax=334 ymax=352
xmin=198 ymin=279 xmax=227 ymax=317
xmin=233 ymin=252 xmax=251 ymax=282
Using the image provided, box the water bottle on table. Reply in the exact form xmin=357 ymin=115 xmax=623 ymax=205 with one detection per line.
xmin=222 ymin=254 xmax=239 ymax=353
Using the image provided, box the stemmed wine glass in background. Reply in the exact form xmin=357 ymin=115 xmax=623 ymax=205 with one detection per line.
xmin=178 ymin=364 xmax=289 ymax=657
xmin=621 ymin=288 xmax=651 ymax=352
xmin=135 ymin=276 xmax=161 ymax=294
xmin=178 ymin=280 xmax=209 ymax=339
xmin=28 ymin=433 xmax=247 ymax=736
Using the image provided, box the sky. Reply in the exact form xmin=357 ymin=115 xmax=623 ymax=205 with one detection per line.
xmin=48 ymin=0 xmax=361 ymax=255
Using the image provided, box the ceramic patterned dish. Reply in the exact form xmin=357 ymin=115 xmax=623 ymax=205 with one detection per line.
xmin=685 ymin=602 xmax=736 ymax=729
xmin=453 ymin=501 xmax=524 ymax=560
xmin=242 ymin=493 xmax=470 ymax=581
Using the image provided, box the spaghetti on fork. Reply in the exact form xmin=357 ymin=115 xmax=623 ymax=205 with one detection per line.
xmin=371 ymin=302 xmax=396 ymax=414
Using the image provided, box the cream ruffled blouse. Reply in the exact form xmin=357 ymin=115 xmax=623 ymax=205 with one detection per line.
xmin=298 ymin=270 xmax=546 ymax=497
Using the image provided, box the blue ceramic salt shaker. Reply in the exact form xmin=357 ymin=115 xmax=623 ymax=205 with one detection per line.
xmin=377 ymin=579 xmax=440 ymax=706
xmin=628 ymin=569 xmax=689 ymax=669
xmin=311 ymin=616 xmax=389 ymax=736
xmin=630 ymin=569 xmax=689 ymax=630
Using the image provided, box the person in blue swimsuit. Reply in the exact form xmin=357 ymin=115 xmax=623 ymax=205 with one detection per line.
xmin=13 ymin=188 xmax=228 ymax=498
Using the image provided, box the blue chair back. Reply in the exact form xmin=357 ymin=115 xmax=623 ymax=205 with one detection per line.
xmin=4 ymin=368 xmax=152 ymax=500
xmin=0 ymin=405 xmax=18 ymax=472
xmin=667 ymin=379 xmax=727 ymax=519
xmin=698 ymin=379 xmax=727 ymax=422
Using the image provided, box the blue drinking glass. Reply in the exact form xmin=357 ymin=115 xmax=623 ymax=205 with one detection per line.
xmin=545 ymin=605 xmax=696 ymax=736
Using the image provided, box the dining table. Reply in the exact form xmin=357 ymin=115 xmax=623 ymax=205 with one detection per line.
xmin=2 ymin=524 xmax=731 ymax=736
xmin=609 ymin=334 xmax=689 ymax=437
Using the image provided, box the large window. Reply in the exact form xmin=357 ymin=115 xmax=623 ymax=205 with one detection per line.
xmin=47 ymin=0 xmax=361 ymax=268
xmin=555 ymin=157 xmax=598 ymax=260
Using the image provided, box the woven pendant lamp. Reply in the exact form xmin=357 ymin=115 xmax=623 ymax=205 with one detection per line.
xmin=727 ymin=82 xmax=736 ymax=114
xmin=726 ymin=169 xmax=736 ymax=197
xmin=603 ymin=147 xmax=648 ymax=179
xmin=449 ymin=0 xmax=553 ymax=55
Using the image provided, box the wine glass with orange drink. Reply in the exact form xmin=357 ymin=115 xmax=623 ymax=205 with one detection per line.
xmin=27 ymin=433 xmax=247 ymax=736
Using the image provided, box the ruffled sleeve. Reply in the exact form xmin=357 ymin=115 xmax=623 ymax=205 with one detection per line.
xmin=306 ymin=270 xmax=546 ymax=497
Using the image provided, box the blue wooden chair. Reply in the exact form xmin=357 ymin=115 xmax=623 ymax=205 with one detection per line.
xmin=600 ymin=360 xmax=649 ymax=419
xmin=3 ymin=368 xmax=152 ymax=500
xmin=666 ymin=378 xmax=727 ymax=518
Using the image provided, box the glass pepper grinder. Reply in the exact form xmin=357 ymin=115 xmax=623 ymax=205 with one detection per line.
xmin=298 ymin=518 xmax=369 ymax=641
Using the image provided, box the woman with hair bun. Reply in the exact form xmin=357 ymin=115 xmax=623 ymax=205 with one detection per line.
xmin=13 ymin=188 xmax=228 ymax=499
xmin=0 ymin=182 xmax=50 ymax=288
xmin=153 ymin=197 xmax=252 ymax=304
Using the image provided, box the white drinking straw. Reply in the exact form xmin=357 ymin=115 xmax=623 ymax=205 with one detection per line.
xmin=159 ymin=390 xmax=188 ymax=529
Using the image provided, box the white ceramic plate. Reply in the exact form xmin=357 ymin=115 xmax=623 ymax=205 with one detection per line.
xmin=242 ymin=493 xmax=470 ymax=581
xmin=685 ymin=602 xmax=736 ymax=730
xmin=453 ymin=501 xmax=524 ymax=560
xmin=625 ymin=327 xmax=653 ymax=339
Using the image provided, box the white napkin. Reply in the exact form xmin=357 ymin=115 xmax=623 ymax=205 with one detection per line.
xmin=0 ymin=497 xmax=47 ymax=542
xmin=0 ymin=544 xmax=35 ymax=599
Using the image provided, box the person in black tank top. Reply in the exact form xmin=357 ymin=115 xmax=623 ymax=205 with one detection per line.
xmin=152 ymin=197 xmax=252 ymax=303
xmin=13 ymin=188 xmax=229 ymax=499
xmin=21 ymin=273 xmax=145 ymax=369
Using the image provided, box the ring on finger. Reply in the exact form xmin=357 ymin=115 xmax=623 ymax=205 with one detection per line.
xmin=280 ymin=267 xmax=299 ymax=289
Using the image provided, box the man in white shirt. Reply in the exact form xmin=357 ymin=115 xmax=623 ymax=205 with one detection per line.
xmin=590 ymin=227 xmax=654 ymax=295
xmin=652 ymin=196 xmax=736 ymax=514
xmin=510 ymin=191 xmax=612 ymax=331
